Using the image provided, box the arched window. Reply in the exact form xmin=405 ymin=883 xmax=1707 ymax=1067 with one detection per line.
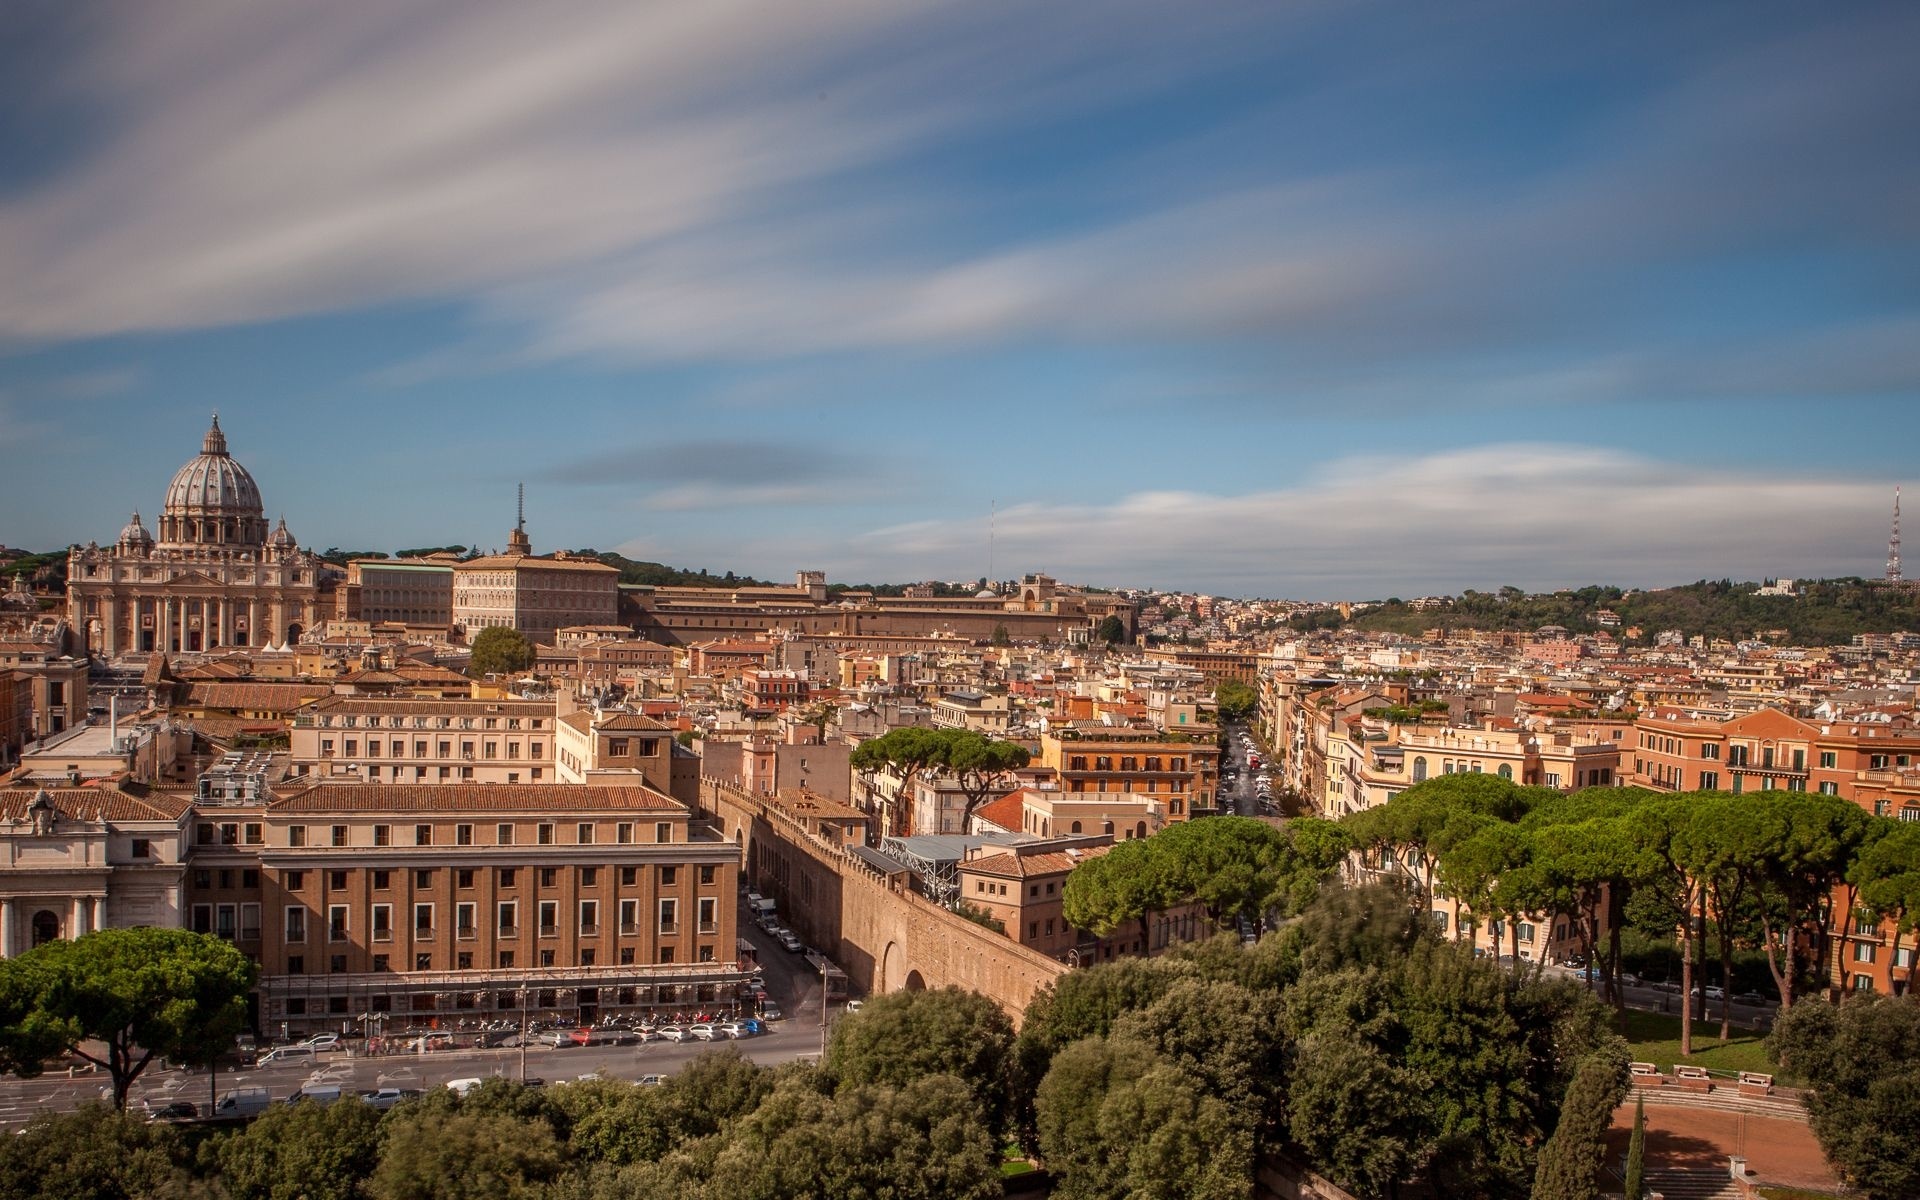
xmin=1498 ymin=764 xmax=1513 ymax=780
xmin=1412 ymin=757 xmax=1428 ymax=782
xmin=31 ymin=910 xmax=60 ymax=947
xmin=1070 ymin=821 xmax=1082 ymax=834
xmin=1135 ymin=821 xmax=1148 ymax=840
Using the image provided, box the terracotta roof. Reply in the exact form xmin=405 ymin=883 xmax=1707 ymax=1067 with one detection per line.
xmin=309 ymin=696 xmax=552 ymax=715
xmin=971 ymin=790 xmax=1026 ymax=833
xmin=963 ymin=845 xmax=1111 ymax=879
xmin=269 ymin=783 xmax=684 ymax=814
xmin=0 ymin=785 xmax=190 ymax=823
xmin=456 ymin=555 xmax=617 ymax=572
xmin=182 ymin=682 xmax=332 ymax=712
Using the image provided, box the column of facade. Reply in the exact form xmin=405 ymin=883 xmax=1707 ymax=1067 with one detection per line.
xmin=214 ymin=598 xmax=227 ymax=648
xmin=0 ymin=898 xmax=13 ymax=958
xmin=70 ymin=896 xmax=88 ymax=937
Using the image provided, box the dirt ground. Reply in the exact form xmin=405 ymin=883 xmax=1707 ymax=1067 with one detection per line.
xmin=1604 ymin=1100 xmax=1840 ymax=1193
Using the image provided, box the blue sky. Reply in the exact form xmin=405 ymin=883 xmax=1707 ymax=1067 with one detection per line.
xmin=2 ymin=2 xmax=1915 ymax=599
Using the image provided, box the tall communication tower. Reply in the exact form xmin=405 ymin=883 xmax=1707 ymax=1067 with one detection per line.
xmin=1889 ymin=486 xmax=1903 ymax=583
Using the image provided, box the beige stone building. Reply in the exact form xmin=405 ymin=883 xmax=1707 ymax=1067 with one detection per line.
xmin=451 ymin=520 xmax=618 ymax=646
xmin=184 ymin=782 xmax=742 ymax=1034
xmin=67 ymin=416 xmax=334 ymax=657
xmin=289 ymin=696 xmax=559 ymax=784
xmin=0 ymin=784 xmax=191 ymax=958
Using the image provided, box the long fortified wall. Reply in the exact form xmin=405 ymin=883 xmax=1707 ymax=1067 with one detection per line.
xmin=699 ymin=777 xmax=1069 ymax=1024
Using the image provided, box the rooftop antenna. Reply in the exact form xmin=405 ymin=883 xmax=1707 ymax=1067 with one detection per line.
xmin=989 ymin=499 xmax=995 ymax=587
xmin=517 ymin=482 xmax=525 ymax=534
xmin=1889 ymin=486 xmax=1903 ymax=583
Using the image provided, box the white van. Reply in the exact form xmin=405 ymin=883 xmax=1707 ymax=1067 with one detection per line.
xmin=445 ymin=1077 xmax=487 ymax=1098
xmin=211 ymin=1086 xmax=273 ymax=1120
xmin=256 ymin=1045 xmax=316 ymax=1068
xmin=286 ymin=1084 xmax=344 ymax=1106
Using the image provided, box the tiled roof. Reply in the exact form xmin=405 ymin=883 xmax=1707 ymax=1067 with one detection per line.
xmin=457 ymin=555 xmax=617 ymax=572
xmin=183 ymin=682 xmax=332 ymax=712
xmin=310 ymin=695 xmax=552 ymax=715
xmin=971 ymin=790 xmax=1026 ymax=833
xmin=963 ymin=845 xmax=1111 ymax=879
xmin=0 ymin=785 xmax=190 ymax=823
xmin=269 ymin=783 xmax=684 ymax=814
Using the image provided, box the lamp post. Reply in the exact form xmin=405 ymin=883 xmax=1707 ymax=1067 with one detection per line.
xmin=519 ymin=982 xmax=530 ymax=1085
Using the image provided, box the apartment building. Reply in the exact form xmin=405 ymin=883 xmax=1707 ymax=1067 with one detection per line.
xmin=1037 ymin=728 xmax=1219 ymax=821
xmin=1634 ymin=706 xmax=1920 ymax=996
xmin=186 ymin=782 xmax=740 ymax=1036
xmin=554 ymin=708 xmax=699 ymax=804
xmin=289 ymin=697 xmax=557 ymax=784
xmin=932 ymin=689 xmax=1012 ymax=735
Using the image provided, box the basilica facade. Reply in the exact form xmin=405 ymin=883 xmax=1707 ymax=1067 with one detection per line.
xmin=67 ymin=417 xmax=334 ymax=659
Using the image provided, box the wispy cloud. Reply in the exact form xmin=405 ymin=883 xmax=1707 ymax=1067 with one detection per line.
xmin=777 ymin=444 xmax=1890 ymax=597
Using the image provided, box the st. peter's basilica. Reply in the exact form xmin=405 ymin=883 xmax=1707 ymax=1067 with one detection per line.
xmin=66 ymin=416 xmax=334 ymax=658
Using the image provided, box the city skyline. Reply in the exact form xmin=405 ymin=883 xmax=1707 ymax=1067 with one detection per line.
xmin=3 ymin=3 xmax=1916 ymax=598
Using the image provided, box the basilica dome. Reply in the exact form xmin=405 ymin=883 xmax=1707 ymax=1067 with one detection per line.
xmin=158 ymin=415 xmax=269 ymax=548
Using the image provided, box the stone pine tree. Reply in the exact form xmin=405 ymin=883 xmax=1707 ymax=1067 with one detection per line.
xmin=468 ymin=625 xmax=534 ymax=678
xmin=1624 ymin=1094 xmax=1646 ymax=1200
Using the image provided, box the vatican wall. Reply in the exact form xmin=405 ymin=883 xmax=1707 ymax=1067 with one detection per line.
xmin=701 ymin=777 xmax=1068 ymax=1023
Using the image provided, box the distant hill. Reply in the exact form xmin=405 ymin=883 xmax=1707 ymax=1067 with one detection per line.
xmin=572 ymin=552 xmax=774 ymax=589
xmin=1297 ymin=579 xmax=1920 ymax=646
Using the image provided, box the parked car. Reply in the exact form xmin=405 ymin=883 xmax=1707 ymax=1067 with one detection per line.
xmin=778 ymin=932 xmax=804 ymax=953
xmin=211 ymin=1087 xmax=274 ymax=1120
xmin=255 ymin=1046 xmax=316 ymax=1069
xmin=637 ymin=1074 xmax=666 ymax=1087
xmin=716 ymin=1020 xmax=748 ymax=1038
xmin=1732 ymin=990 xmax=1769 ymax=1007
xmin=358 ymin=1088 xmax=423 ymax=1111
xmin=1690 ymin=985 xmax=1727 ymax=1001
xmin=301 ymin=1033 xmax=342 ymax=1052
xmin=145 ymin=1100 xmax=198 ymax=1122
xmin=760 ymin=1004 xmax=784 ymax=1021
xmin=689 ymin=1023 xmax=723 ymax=1041
xmin=656 ymin=1025 xmax=691 ymax=1043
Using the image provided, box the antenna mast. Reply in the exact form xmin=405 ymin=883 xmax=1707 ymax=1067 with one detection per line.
xmin=989 ymin=499 xmax=995 ymax=587
xmin=1889 ymin=486 xmax=1903 ymax=583
xmin=517 ymin=482 xmax=525 ymax=533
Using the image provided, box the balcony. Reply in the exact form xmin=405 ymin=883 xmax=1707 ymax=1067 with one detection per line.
xmin=456 ymin=927 xmax=477 ymax=941
xmin=698 ymin=923 xmax=719 ymax=935
xmin=659 ymin=923 xmax=679 ymax=936
xmin=538 ymin=924 xmax=558 ymax=938
xmin=497 ymin=925 xmax=518 ymax=938
xmin=619 ymin=923 xmax=638 ymax=936
xmin=414 ymin=926 xmax=434 ymax=939
xmin=580 ymin=924 xmax=600 ymax=937
xmin=372 ymin=929 xmax=393 ymax=943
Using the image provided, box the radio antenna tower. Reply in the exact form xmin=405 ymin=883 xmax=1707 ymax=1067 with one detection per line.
xmin=1889 ymin=486 xmax=1903 ymax=583
xmin=517 ymin=482 xmax=525 ymax=533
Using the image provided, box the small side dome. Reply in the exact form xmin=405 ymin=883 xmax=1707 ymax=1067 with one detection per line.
xmin=269 ymin=516 xmax=296 ymax=549
xmin=118 ymin=510 xmax=153 ymax=547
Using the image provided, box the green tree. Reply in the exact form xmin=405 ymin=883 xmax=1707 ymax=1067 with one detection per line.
xmin=704 ymin=1072 xmax=1000 ymax=1200
xmin=826 ymin=987 xmax=1015 ymax=1137
xmin=1530 ymin=1050 xmax=1630 ymax=1200
xmin=369 ymin=1109 xmax=565 ymax=1200
xmin=468 ymin=625 xmax=534 ymax=678
xmin=219 ymin=1093 xmax=383 ymax=1200
xmin=1852 ymin=819 xmax=1920 ymax=982
xmin=991 ymin=623 xmax=1011 ymax=647
xmin=1624 ymin=1094 xmax=1646 ymax=1200
xmin=1094 ymin=614 xmax=1127 ymax=645
xmin=1213 ymin=678 xmax=1258 ymax=721
xmin=663 ymin=1045 xmax=777 ymax=1138
xmin=944 ymin=731 xmax=1032 ymax=831
xmin=0 ymin=1104 xmax=193 ymax=1200
xmin=850 ymin=726 xmax=949 ymax=838
xmin=0 ymin=927 xmax=256 ymax=1108
xmin=1770 ymin=995 xmax=1920 ymax=1200
xmin=1288 ymin=1032 xmax=1425 ymax=1198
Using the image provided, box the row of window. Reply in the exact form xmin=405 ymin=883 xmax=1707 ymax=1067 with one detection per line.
xmin=282 ymin=864 xmax=716 ymax=892
xmin=278 ymin=820 xmax=677 ymax=849
xmin=284 ymin=942 xmax=717 ymax=977
xmin=316 ymin=714 xmax=545 ymax=730
xmin=316 ymin=738 xmax=543 ymax=758
xmin=285 ymin=896 xmax=720 ymax=942
xmin=1066 ymin=756 xmax=1189 ymax=772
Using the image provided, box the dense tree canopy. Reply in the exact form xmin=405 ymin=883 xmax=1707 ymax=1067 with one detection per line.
xmin=1213 ymin=678 xmax=1258 ymax=721
xmin=0 ymin=927 xmax=256 ymax=1107
xmin=468 ymin=625 xmax=535 ymax=678
xmin=824 ymin=986 xmax=1016 ymax=1137
xmin=850 ymin=726 xmax=1031 ymax=836
xmin=1771 ymin=995 xmax=1920 ymax=1200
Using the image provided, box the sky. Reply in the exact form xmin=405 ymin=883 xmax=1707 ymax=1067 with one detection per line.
xmin=2 ymin=1 xmax=1916 ymax=600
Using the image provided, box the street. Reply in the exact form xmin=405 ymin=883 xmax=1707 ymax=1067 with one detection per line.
xmin=0 ymin=920 xmax=855 ymax=1126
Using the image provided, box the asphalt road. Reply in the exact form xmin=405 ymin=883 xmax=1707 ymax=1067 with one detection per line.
xmin=0 ymin=920 xmax=857 ymax=1126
